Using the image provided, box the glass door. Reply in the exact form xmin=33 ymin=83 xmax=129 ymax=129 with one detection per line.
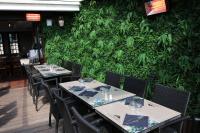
xmin=0 ymin=34 xmax=4 ymax=55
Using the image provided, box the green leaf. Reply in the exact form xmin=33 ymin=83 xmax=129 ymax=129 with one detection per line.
xmin=138 ymin=53 xmax=147 ymax=65
xmin=178 ymin=56 xmax=191 ymax=72
xmin=89 ymin=30 xmax=96 ymax=39
xmin=126 ymin=36 xmax=135 ymax=47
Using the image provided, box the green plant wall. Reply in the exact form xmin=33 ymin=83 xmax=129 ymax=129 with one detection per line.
xmin=43 ymin=0 xmax=200 ymax=115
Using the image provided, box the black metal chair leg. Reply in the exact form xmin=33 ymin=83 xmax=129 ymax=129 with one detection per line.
xmin=32 ymin=89 xmax=36 ymax=104
xmin=56 ymin=119 xmax=59 ymax=133
xmin=49 ymin=112 xmax=52 ymax=127
xmin=35 ymin=96 xmax=38 ymax=111
xmin=63 ymin=124 xmax=65 ymax=133
xmin=29 ymin=85 xmax=32 ymax=96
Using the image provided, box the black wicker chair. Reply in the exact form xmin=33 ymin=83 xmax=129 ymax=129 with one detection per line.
xmin=123 ymin=76 xmax=146 ymax=97
xmin=54 ymin=89 xmax=78 ymax=133
xmin=71 ymin=107 xmax=110 ymax=133
xmin=25 ymin=65 xmax=41 ymax=96
xmin=54 ymin=89 xmax=101 ymax=133
xmin=105 ymin=71 xmax=122 ymax=88
xmin=25 ymin=65 xmax=41 ymax=76
xmin=71 ymin=63 xmax=82 ymax=80
xmin=40 ymin=80 xmax=60 ymax=133
xmin=27 ymin=72 xmax=43 ymax=111
xmin=24 ymin=65 xmax=33 ymax=95
xmin=53 ymin=89 xmax=77 ymax=133
xmin=152 ymin=84 xmax=191 ymax=133
xmin=60 ymin=63 xmax=82 ymax=83
xmin=62 ymin=61 xmax=73 ymax=71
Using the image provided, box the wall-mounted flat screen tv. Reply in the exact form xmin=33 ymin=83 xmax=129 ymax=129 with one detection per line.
xmin=144 ymin=0 xmax=167 ymax=16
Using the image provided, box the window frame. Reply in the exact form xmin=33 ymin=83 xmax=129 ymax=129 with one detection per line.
xmin=9 ymin=33 xmax=20 ymax=55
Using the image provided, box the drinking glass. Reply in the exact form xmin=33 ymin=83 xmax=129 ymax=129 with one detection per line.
xmin=79 ymin=78 xmax=85 ymax=87
xmin=131 ymin=97 xmax=143 ymax=114
xmin=103 ymin=89 xmax=109 ymax=102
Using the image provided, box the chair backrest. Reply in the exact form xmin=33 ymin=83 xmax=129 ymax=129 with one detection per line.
xmin=72 ymin=63 xmax=82 ymax=76
xmin=71 ymin=107 xmax=100 ymax=133
xmin=25 ymin=65 xmax=38 ymax=75
xmin=53 ymin=90 xmax=64 ymax=115
xmin=63 ymin=61 xmax=73 ymax=71
xmin=28 ymin=72 xmax=40 ymax=89
xmin=28 ymin=73 xmax=34 ymax=86
xmin=53 ymin=90 xmax=76 ymax=133
xmin=30 ymin=65 xmax=39 ymax=74
xmin=105 ymin=71 xmax=121 ymax=88
xmin=123 ymin=76 xmax=146 ymax=97
xmin=152 ymin=84 xmax=190 ymax=115
xmin=41 ymin=81 xmax=55 ymax=109
xmin=26 ymin=70 xmax=33 ymax=88
xmin=152 ymin=84 xmax=190 ymax=132
xmin=24 ymin=65 xmax=31 ymax=75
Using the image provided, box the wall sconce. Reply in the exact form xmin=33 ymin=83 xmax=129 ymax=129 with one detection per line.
xmin=58 ymin=16 xmax=64 ymax=27
xmin=46 ymin=19 xmax=53 ymax=27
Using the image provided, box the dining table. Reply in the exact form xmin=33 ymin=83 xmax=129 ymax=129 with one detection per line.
xmin=59 ymin=79 xmax=181 ymax=133
xmin=34 ymin=64 xmax=72 ymax=78
xmin=59 ymin=79 xmax=135 ymax=108
xmin=95 ymin=97 xmax=181 ymax=133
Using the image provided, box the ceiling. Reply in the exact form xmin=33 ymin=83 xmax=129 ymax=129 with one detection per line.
xmin=0 ymin=0 xmax=83 ymax=11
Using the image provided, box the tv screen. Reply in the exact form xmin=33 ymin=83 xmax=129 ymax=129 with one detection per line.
xmin=144 ymin=0 xmax=167 ymax=16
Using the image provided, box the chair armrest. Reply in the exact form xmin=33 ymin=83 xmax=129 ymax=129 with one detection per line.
xmin=32 ymin=75 xmax=42 ymax=81
xmin=32 ymin=73 xmax=42 ymax=78
xmin=32 ymin=81 xmax=41 ymax=87
xmin=64 ymin=98 xmax=75 ymax=103
xmin=71 ymin=120 xmax=77 ymax=125
xmin=159 ymin=116 xmax=190 ymax=130
xmin=90 ymin=118 xmax=103 ymax=126
xmin=83 ymin=112 xmax=97 ymax=119
xmin=44 ymin=78 xmax=58 ymax=83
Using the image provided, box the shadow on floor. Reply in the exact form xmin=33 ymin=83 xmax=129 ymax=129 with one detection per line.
xmin=0 ymin=101 xmax=17 ymax=127
xmin=0 ymin=85 xmax=10 ymax=97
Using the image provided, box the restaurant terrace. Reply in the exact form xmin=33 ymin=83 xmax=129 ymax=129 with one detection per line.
xmin=0 ymin=0 xmax=199 ymax=133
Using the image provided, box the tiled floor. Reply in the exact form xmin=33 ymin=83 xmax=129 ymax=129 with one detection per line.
xmin=0 ymin=86 xmax=60 ymax=133
xmin=0 ymin=79 xmax=27 ymax=89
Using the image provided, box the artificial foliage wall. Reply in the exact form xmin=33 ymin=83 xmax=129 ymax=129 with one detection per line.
xmin=43 ymin=0 xmax=200 ymax=115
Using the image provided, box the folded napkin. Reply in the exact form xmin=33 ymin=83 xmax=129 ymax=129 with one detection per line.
xmin=123 ymin=114 xmax=149 ymax=128
xmin=79 ymin=90 xmax=98 ymax=97
xmin=79 ymin=78 xmax=93 ymax=83
xmin=37 ymin=66 xmax=45 ymax=69
xmin=125 ymin=97 xmax=144 ymax=106
xmin=56 ymin=68 xmax=65 ymax=71
xmin=53 ymin=66 xmax=58 ymax=68
xmin=69 ymin=86 xmax=85 ymax=92
xmin=41 ymin=69 xmax=50 ymax=71
xmin=94 ymin=85 xmax=111 ymax=91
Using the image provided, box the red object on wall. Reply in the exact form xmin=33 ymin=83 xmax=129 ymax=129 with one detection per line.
xmin=26 ymin=13 xmax=41 ymax=21
xmin=144 ymin=0 xmax=167 ymax=16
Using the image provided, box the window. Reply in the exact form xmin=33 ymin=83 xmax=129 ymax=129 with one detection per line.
xmin=0 ymin=34 xmax=4 ymax=55
xmin=9 ymin=33 xmax=19 ymax=54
